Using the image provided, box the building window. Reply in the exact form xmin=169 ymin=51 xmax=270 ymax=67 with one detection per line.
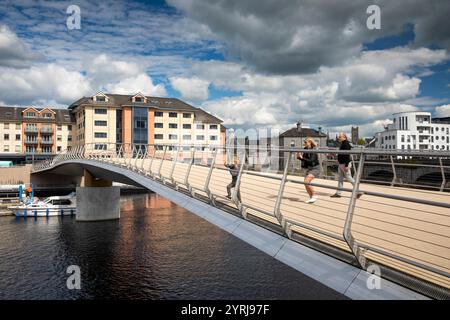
xmin=155 ymin=112 xmax=163 ymax=117
xmin=169 ymin=123 xmax=178 ymax=129
xmin=183 ymin=124 xmax=191 ymax=129
xmin=68 ymin=125 xmax=72 ymax=131
xmin=196 ymin=124 xmax=204 ymax=130
xmin=196 ymin=135 xmax=204 ymax=140
xmin=15 ymin=145 xmax=21 ymax=152
xmin=57 ymin=125 xmax=62 ymax=131
xmin=4 ymin=134 xmax=9 ymax=140
xmin=210 ymin=135 xmax=217 ymax=141
xmin=169 ymin=112 xmax=177 ymax=118
xmin=15 ymin=134 xmax=20 ymax=141
xmin=183 ymin=135 xmax=191 ymax=140
xmin=210 ymin=124 xmax=218 ymax=130
xmin=169 ymin=134 xmax=177 ymax=140
xmin=25 ymin=112 xmax=36 ymax=118
xmin=57 ymin=146 xmax=62 ymax=152
xmin=154 ymin=123 xmax=164 ymax=128
xmin=95 ymin=120 xmax=107 ymax=126
xmin=15 ymin=123 xmax=20 ymax=130
xmin=133 ymin=107 xmax=148 ymax=144
xmin=154 ymin=134 xmax=163 ymax=140
xmin=134 ymin=96 xmax=144 ymax=102
xmin=94 ymin=132 xmax=107 ymax=138
xmin=4 ymin=123 xmax=9 ymax=129
xmin=94 ymin=108 xmax=107 ymax=114
xmin=116 ymin=109 xmax=122 ymax=143
xmin=94 ymin=144 xmax=107 ymax=150
xmin=68 ymin=135 xmax=72 ymax=141
xmin=183 ymin=113 xmax=191 ymax=118
xmin=96 ymin=96 xmax=106 ymax=102
xmin=42 ymin=113 xmax=52 ymax=118
xmin=57 ymin=135 xmax=62 ymax=141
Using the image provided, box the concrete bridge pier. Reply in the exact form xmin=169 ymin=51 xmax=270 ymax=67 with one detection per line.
xmin=76 ymin=169 xmax=120 ymax=221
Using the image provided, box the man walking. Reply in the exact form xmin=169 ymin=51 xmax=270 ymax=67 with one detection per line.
xmin=331 ymin=133 xmax=362 ymax=198
xmin=225 ymin=158 xmax=242 ymax=201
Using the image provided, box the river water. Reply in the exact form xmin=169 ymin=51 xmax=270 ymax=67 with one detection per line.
xmin=0 ymin=193 xmax=344 ymax=299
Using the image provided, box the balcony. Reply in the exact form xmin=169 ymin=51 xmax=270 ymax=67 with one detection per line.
xmin=40 ymin=139 xmax=53 ymax=145
xmin=24 ymin=139 xmax=38 ymax=145
xmin=40 ymin=127 xmax=53 ymax=134
xmin=24 ymin=126 xmax=38 ymax=133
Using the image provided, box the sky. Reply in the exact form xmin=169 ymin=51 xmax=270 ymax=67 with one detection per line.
xmin=0 ymin=0 xmax=449 ymax=137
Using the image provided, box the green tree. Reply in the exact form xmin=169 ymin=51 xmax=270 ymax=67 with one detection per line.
xmin=357 ymin=138 xmax=366 ymax=145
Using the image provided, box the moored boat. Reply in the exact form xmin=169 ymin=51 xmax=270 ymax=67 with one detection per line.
xmin=9 ymin=192 xmax=77 ymax=217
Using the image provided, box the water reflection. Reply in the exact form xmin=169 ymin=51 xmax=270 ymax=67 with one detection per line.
xmin=0 ymin=193 xmax=345 ymax=300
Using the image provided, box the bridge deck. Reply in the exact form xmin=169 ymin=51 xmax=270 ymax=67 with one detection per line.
xmin=135 ymin=158 xmax=450 ymax=290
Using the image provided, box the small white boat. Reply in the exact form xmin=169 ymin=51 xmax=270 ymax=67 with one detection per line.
xmin=9 ymin=193 xmax=77 ymax=217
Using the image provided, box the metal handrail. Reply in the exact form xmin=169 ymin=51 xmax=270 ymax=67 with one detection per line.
xmin=30 ymin=143 xmax=450 ymax=287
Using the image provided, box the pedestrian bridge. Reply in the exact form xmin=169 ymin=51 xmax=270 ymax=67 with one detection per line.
xmin=31 ymin=143 xmax=450 ymax=299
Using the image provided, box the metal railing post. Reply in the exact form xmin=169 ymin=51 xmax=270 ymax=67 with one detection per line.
xmin=232 ymin=150 xmax=246 ymax=212
xmin=147 ymin=145 xmax=157 ymax=176
xmin=439 ymin=157 xmax=446 ymax=192
xmin=157 ymin=145 xmax=167 ymax=178
xmin=204 ymin=147 xmax=218 ymax=204
xmin=168 ymin=145 xmax=180 ymax=184
xmin=139 ymin=145 xmax=148 ymax=172
xmin=273 ymin=150 xmax=291 ymax=234
xmin=390 ymin=155 xmax=398 ymax=186
xmin=184 ymin=147 xmax=195 ymax=193
xmin=343 ymin=151 xmax=366 ymax=269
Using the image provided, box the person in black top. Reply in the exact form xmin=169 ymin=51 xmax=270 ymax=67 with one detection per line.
xmin=296 ymin=138 xmax=320 ymax=204
xmin=331 ymin=132 xmax=361 ymax=198
xmin=224 ymin=157 xmax=242 ymax=201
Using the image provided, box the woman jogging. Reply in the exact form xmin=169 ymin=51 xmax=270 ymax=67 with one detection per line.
xmin=297 ymin=138 xmax=320 ymax=204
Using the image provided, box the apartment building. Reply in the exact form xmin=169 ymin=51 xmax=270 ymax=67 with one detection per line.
xmin=69 ymin=92 xmax=225 ymax=150
xmin=0 ymin=106 xmax=75 ymax=157
xmin=375 ymin=111 xmax=450 ymax=151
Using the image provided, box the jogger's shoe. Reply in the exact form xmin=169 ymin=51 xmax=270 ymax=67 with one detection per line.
xmin=305 ymin=196 xmax=318 ymax=204
xmin=330 ymin=193 xmax=341 ymax=198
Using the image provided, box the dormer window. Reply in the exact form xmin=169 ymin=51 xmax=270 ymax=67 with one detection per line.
xmin=42 ymin=113 xmax=53 ymax=118
xmin=25 ymin=112 xmax=36 ymax=118
xmin=93 ymin=92 xmax=109 ymax=102
xmin=132 ymin=93 xmax=147 ymax=103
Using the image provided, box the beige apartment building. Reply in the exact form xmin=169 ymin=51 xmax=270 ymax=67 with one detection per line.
xmin=69 ymin=92 xmax=225 ymax=150
xmin=0 ymin=107 xmax=75 ymax=159
xmin=0 ymin=93 xmax=225 ymax=163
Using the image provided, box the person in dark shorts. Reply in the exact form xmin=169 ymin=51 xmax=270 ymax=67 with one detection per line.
xmin=224 ymin=157 xmax=242 ymax=201
xmin=297 ymin=137 xmax=320 ymax=204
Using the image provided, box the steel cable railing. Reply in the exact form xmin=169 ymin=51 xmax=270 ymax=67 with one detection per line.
xmin=31 ymin=143 xmax=450 ymax=298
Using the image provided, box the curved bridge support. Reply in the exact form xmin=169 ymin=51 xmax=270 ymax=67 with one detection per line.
xmin=76 ymin=169 xmax=120 ymax=221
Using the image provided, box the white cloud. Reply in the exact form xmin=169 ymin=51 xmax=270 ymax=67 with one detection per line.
xmin=0 ymin=25 xmax=42 ymax=68
xmin=105 ymin=74 xmax=167 ymax=96
xmin=435 ymin=104 xmax=450 ymax=117
xmin=170 ymin=76 xmax=209 ymax=101
xmin=0 ymin=64 xmax=91 ymax=105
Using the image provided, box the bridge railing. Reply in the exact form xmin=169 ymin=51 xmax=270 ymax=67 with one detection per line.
xmin=31 ymin=143 xmax=450 ymax=298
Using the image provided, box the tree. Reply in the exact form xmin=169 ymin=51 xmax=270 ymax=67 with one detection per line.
xmin=358 ymin=138 xmax=366 ymax=145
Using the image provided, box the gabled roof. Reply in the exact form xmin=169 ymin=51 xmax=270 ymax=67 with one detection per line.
xmin=69 ymin=93 xmax=223 ymax=124
xmin=279 ymin=127 xmax=327 ymax=138
xmin=0 ymin=106 xmax=74 ymax=123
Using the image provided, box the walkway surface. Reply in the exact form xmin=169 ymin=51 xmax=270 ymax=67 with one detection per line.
xmin=129 ymin=157 xmax=450 ymax=291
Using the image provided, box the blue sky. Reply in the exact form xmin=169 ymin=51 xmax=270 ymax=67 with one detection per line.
xmin=0 ymin=0 xmax=449 ymax=137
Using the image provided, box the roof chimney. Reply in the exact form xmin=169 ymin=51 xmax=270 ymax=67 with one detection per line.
xmin=296 ymin=121 xmax=303 ymax=133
